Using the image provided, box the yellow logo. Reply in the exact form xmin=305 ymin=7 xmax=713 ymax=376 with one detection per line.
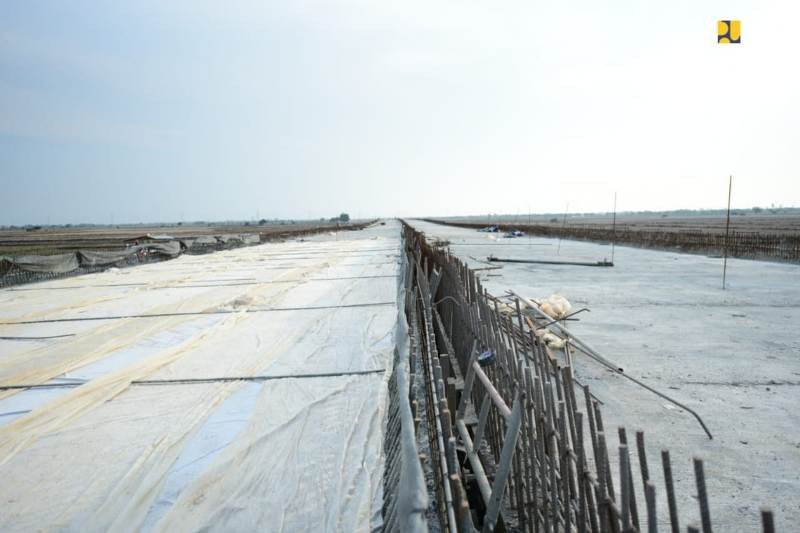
xmin=718 ymin=20 xmax=741 ymax=43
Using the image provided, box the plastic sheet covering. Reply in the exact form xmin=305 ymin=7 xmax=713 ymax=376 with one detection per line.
xmin=4 ymin=253 xmax=79 ymax=273
xmin=186 ymin=236 xmax=219 ymax=252
xmin=383 ymin=245 xmax=428 ymax=532
xmin=1 ymin=234 xmax=270 ymax=289
xmin=78 ymin=248 xmax=139 ymax=267
xmin=0 ymin=220 xmax=402 ymax=531
xmin=217 ymin=234 xmax=242 ymax=245
xmin=154 ymin=374 xmax=387 ymax=532
xmin=145 ymin=241 xmax=182 ymax=257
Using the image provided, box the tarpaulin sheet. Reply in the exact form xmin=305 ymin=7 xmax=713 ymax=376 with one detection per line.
xmin=217 ymin=235 xmax=242 ymax=245
xmin=1 ymin=236 xmax=254 ymax=283
xmin=4 ymin=253 xmax=79 ymax=273
xmin=145 ymin=241 xmax=182 ymax=257
xmin=193 ymin=236 xmax=218 ymax=246
xmin=78 ymin=248 xmax=139 ymax=267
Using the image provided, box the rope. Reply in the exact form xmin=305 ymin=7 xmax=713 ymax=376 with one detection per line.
xmin=0 ymin=334 xmax=76 ymax=341
xmin=0 ymin=368 xmax=386 ymax=391
xmin=0 ymin=301 xmax=396 ymax=326
xmin=5 ymin=275 xmax=397 ymax=292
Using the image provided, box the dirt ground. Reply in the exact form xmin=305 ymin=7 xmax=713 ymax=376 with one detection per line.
xmin=409 ymin=219 xmax=800 ymax=532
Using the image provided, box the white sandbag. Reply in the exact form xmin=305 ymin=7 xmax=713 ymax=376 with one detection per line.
xmin=538 ymin=294 xmax=572 ymax=320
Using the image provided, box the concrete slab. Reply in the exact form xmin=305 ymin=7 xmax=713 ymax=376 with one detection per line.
xmin=409 ymin=219 xmax=800 ymax=532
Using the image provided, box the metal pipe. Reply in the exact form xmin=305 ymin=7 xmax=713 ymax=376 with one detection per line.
xmin=472 ymin=361 xmax=512 ymax=418
xmin=456 ymin=419 xmax=493 ymax=504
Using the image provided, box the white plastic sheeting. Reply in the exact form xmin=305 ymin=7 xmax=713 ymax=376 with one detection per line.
xmin=0 ymin=221 xmax=401 ymax=531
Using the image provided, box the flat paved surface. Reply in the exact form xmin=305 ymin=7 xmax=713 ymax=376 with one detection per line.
xmin=0 ymin=221 xmax=401 ymax=532
xmin=410 ymin=219 xmax=800 ymax=532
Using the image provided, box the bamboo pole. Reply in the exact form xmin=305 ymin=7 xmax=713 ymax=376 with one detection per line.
xmin=723 ymin=175 xmax=733 ymax=290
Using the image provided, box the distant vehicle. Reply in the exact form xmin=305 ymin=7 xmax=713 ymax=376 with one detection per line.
xmin=504 ymin=230 xmax=525 ymax=238
xmin=478 ymin=225 xmax=499 ymax=233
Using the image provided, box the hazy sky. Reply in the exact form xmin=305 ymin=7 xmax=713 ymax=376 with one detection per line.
xmin=1 ymin=1 xmax=798 ymax=224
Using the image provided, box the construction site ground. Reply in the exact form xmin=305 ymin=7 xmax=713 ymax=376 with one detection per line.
xmin=408 ymin=219 xmax=800 ymax=532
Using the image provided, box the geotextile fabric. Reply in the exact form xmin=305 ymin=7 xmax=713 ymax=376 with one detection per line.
xmin=0 ymin=221 xmax=406 ymax=531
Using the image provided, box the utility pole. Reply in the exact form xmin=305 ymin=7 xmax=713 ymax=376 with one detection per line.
xmin=611 ymin=192 xmax=617 ymax=263
xmin=528 ymin=204 xmax=532 ymax=247
xmin=557 ymin=202 xmax=569 ymax=255
xmin=722 ymin=175 xmax=733 ymax=289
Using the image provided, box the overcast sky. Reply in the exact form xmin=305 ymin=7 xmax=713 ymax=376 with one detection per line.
xmin=1 ymin=1 xmax=798 ymax=224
